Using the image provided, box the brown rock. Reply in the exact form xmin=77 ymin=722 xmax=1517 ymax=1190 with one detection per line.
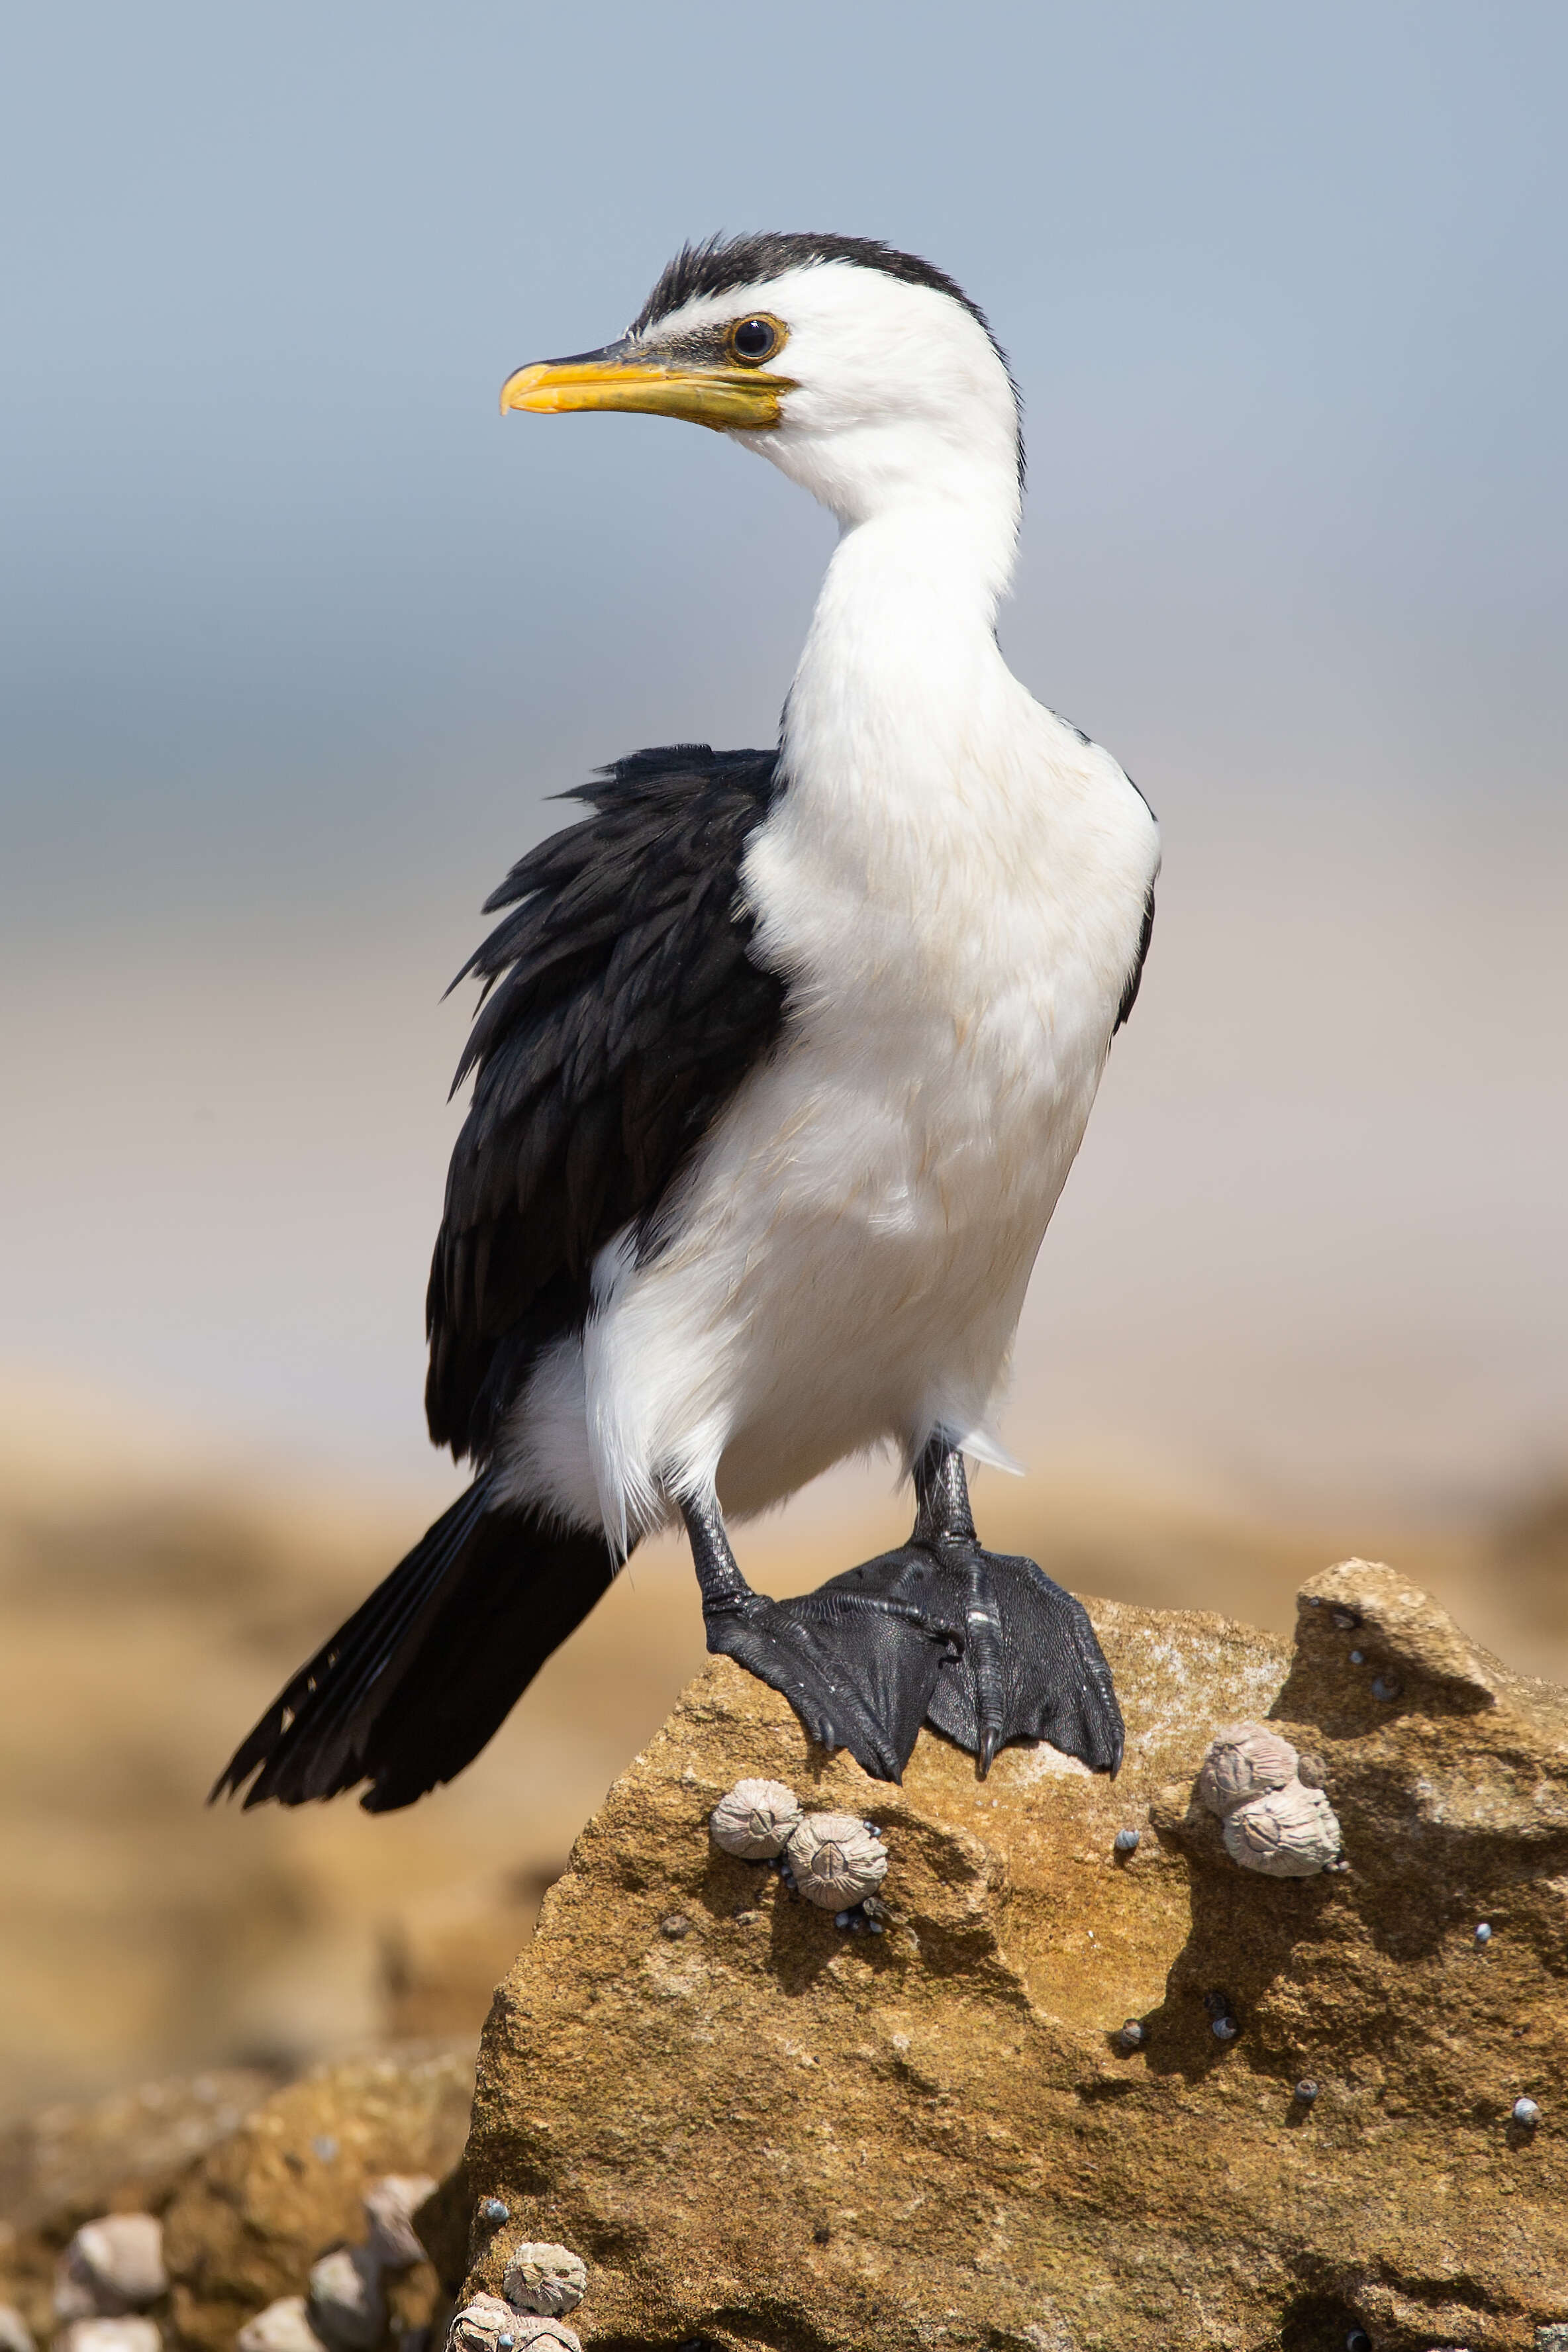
xmin=161 ymin=2047 xmax=474 ymax=2352
xmin=0 ymin=2071 xmax=277 ymax=2348
xmin=450 ymin=1567 xmax=1568 ymax=2351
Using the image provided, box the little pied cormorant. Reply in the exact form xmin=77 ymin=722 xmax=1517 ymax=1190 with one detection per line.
xmin=215 ymin=232 xmax=1159 ymax=1811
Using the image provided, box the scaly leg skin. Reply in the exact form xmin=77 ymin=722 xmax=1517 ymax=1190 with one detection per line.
xmin=685 ymin=1444 xmax=1122 ymax=1785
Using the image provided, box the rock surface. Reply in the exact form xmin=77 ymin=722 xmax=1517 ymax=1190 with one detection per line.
xmin=450 ymin=1561 xmax=1568 ymax=2352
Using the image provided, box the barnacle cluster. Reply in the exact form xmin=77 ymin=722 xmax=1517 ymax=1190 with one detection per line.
xmin=7 ymin=2176 xmax=448 ymax=2352
xmin=448 ymin=2294 xmax=580 ymax=2352
xmin=1195 ymin=1724 xmax=1343 ymax=1878
xmin=447 ymin=2247 xmax=588 ymax=2352
xmin=709 ymin=1779 xmax=889 ymax=1924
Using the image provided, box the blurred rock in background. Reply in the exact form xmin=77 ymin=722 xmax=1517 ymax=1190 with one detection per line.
xmin=0 ymin=2051 xmax=473 ymax=2352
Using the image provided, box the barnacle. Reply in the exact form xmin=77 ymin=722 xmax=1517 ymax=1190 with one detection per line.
xmin=709 ymin=1778 xmax=804 ymax=1859
xmin=236 ymin=2300 xmax=326 ymax=2352
xmin=307 ymin=2250 xmax=384 ymax=2352
xmin=1195 ymin=1725 xmax=1299 ymax=1817
xmin=362 ymin=2175 xmax=436 ymax=2271
xmin=785 ymin=1812 xmax=889 ymax=1909
xmin=55 ymin=2324 xmax=161 ymax=2352
xmin=448 ymin=2296 xmax=514 ymax=2352
xmin=1195 ymin=1723 xmax=1343 ymax=1879
xmin=56 ymin=2218 xmax=166 ymax=2319
xmin=1220 ymin=1779 xmax=1342 ymax=1878
xmin=501 ymin=2246 xmax=587 ymax=2318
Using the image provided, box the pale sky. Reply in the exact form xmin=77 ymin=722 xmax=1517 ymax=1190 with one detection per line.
xmin=3 ymin=2 xmax=1564 ymax=1520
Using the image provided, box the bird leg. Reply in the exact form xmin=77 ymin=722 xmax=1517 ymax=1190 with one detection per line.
xmin=911 ymin=1439 xmax=1124 ymax=1779
xmin=909 ymin=1440 xmax=1014 ymax=1769
xmin=685 ymin=1442 xmax=1122 ymax=1785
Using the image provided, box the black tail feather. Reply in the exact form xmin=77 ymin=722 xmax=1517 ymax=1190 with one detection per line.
xmin=210 ymin=1481 xmax=618 ymax=1812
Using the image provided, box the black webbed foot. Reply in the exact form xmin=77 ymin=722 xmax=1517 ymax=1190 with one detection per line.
xmin=682 ymin=1444 xmax=1122 ymax=1787
xmin=705 ymin=1555 xmax=962 ymax=1783
xmin=922 ymin=1540 xmax=1124 ymax=1777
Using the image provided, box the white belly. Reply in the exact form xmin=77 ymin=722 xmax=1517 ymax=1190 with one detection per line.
xmin=651 ymin=980 xmax=1107 ymax=1518
xmin=497 ymin=709 xmax=1158 ymax=1549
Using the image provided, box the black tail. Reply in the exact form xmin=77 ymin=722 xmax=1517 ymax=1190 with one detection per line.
xmin=210 ymin=1481 xmax=618 ymax=1813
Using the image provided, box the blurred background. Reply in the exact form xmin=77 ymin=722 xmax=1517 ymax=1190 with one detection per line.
xmin=2 ymin=1 xmax=1564 ymax=2124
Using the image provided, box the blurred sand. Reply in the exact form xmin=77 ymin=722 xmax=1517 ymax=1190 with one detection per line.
xmin=1 ymin=1375 xmax=1563 ymax=2126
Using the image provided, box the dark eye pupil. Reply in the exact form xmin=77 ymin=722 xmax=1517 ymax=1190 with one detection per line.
xmin=733 ymin=317 xmax=775 ymax=360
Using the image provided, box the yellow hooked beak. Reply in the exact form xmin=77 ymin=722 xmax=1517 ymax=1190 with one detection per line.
xmin=499 ymin=344 xmax=793 ymax=433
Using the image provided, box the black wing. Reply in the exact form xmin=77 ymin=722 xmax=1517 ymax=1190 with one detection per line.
xmin=425 ymin=744 xmax=787 ymax=1465
xmin=1114 ymin=883 xmax=1156 ymax=1033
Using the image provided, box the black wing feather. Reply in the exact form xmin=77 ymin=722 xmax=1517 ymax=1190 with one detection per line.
xmin=211 ymin=1478 xmax=497 ymax=1805
xmin=1114 ymin=884 xmax=1156 ymax=1034
xmin=211 ymin=1481 xmax=619 ymax=1812
xmin=426 ymin=744 xmax=787 ymax=1465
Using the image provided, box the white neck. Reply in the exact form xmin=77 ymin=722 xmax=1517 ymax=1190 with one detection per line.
xmin=780 ymin=483 xmax=1024 ymax=826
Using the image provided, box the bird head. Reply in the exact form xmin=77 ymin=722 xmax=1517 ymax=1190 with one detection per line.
xmin=501 ymin=232 xmax=1022 ymax=530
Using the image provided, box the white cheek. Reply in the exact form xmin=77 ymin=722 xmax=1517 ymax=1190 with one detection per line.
xmin=656 ymin=264 xmax=1020 ymax=527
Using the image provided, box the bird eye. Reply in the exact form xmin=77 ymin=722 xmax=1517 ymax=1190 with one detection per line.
xmin=728 ymin=315 xmax=783 ymax=366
